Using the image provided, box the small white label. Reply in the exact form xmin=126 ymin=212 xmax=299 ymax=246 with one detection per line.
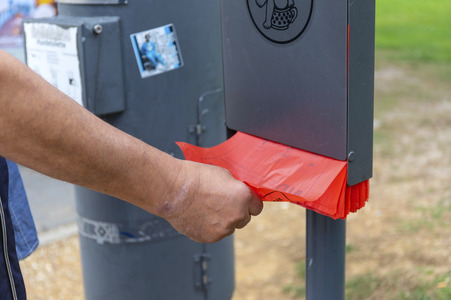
xmin=24 ymin=22 xmax=83 ymax=106
xmin=131 ymin=24 xmax=184 ymax=79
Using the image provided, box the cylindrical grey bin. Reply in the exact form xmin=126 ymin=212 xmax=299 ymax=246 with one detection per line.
xmin=56 ymin=1 xmax=233 ymax=299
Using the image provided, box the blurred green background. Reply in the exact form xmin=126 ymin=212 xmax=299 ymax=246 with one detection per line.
xmin=376 ymin=0 xmax=451 ymax=64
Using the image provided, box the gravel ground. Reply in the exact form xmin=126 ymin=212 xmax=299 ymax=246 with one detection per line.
xmin=20 ymin=235 xmax=83 ymax=300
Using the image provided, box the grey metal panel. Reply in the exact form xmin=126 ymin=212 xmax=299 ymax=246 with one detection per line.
xmin=23 ymin=16 xmax=126 ymax=115
xmin=204 ymin=237 xmax=235 ymax=299
xmin=55 ymin=1 xmax=232 ymax=299
xmin=347 ymin=0 xmax=375 ymax=185
xmin=196 ymin=88 xmax=227 ymax=148
xmin=78 ymin=236 xmax=201 ymax=300
xmin=221 ymin=0 xmax=349 ymax=161
xmin=78 ymin=16 xmax=126 ymax=115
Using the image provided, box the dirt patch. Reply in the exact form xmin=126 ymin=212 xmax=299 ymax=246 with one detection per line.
xmin=20 ymin=236 xmax=83 ymax=300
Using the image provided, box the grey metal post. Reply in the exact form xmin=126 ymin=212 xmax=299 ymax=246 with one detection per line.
xmin=34 ymin=1 xmax=235 ymax=299
xmin=306 ymin=210 xmax=346 ymax=300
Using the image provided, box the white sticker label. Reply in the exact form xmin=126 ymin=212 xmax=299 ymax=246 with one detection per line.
xmin=24 ymin=23 xmax=83 ymax=106
xmin=131 ymin=24 xmax=184 ymax=79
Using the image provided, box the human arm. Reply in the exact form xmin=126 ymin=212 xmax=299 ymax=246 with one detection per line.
xmin=0 ymin=50 xmax=263 ymax=243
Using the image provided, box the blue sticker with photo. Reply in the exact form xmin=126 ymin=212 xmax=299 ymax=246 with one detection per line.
xmin=131 ymin=24 xmax=184 ymax=78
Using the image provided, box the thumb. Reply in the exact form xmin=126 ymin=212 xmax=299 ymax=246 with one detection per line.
xmin=247 ymin=186 xmax=263 ymax=216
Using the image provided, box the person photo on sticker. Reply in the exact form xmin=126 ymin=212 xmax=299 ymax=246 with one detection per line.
xmin=140 ymin=33 xmax=166 ymax=71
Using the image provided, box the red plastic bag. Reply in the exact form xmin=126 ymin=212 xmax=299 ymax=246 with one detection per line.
xmin=177 ymin=132 xmax=369 ymax=219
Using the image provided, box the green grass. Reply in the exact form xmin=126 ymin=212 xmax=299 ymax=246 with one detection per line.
xmin=396 ymin=197 xmax=451 ymax=233
xmin=285 ymin=263 xmax=451 ymax=299
xmin=376 ymin=0 xmax=451 ymax=63
xmin=346 ymin=273 xmax=383 ymax=300
xmin=394 ymin=273 xmax=451 ymax=300
xmin=283 ymin=261 xmax=306 ymax=298
xmin=346 ymin=271 xmax=451 ymax=300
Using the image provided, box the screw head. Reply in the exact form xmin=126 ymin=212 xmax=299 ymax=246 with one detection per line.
xmin=93 ymin=24 xmax=103 ymax=35
xmin=348 ymin=151 xmax=356 ymax=162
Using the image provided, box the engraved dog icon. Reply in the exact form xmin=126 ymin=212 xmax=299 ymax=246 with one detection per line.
xmin=256 ymin=0 xmax=298 ymax=30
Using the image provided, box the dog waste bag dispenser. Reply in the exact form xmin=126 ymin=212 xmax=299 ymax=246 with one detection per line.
xmin=221 ymin=0 xmax=374 ymax=186
xmin=23 ymin=1 xmax=233 ymax=299
xmin=218 ymin=0 xmax=375 ymax=299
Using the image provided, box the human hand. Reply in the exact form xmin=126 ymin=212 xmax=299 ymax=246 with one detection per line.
xmin=157 ymin=160 xmax=263 ymax=243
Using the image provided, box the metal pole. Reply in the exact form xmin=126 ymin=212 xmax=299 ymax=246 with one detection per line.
xmin=50 ymin=2 xmax=234 ymax=299
xmin=306 ymin=210 xmax=346 ymax=300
